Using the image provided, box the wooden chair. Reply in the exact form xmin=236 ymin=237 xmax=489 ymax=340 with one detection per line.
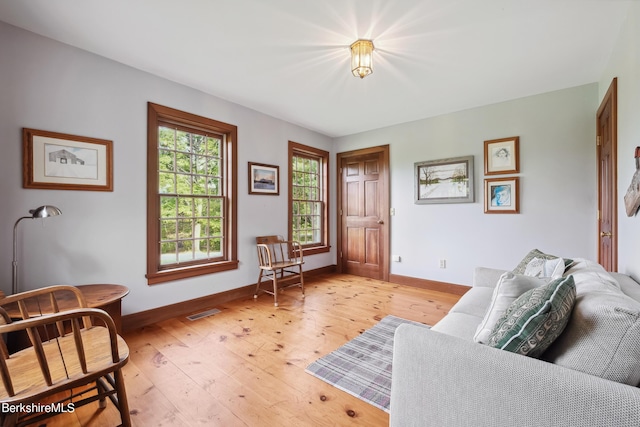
xmin=0 ymin=285 xmax=131 ymax=427
xmin=255 ymin=236 xmax=305 ymax=307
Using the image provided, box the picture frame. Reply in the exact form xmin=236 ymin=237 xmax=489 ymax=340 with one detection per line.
xmin=414 ymin=155 xmax=474 ymax=204
xmin=23 ymin=128 xmax=113 ymax=191
xmin=484 ymin=136 xmax=519 ymax=175
xmin=484 ymin=177 xmax=520 ymax=214
xmin=248 ymin=162 xmax=279 ymax=195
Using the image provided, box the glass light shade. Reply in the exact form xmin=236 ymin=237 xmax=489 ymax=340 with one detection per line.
xmin=350 ymin=39 xmax=374 ymax=79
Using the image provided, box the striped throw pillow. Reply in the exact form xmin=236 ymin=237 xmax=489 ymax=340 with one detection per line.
xmin=487 ymin=275 xmax=576 ymax=358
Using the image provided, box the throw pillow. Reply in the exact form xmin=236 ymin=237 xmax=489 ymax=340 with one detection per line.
xmin=473 ymin=272 xmax=549 ymax=344
xmin=513 ymin=249 xmax=573 ymax=275
xmin=542 ymin=287 xmax=640 ymax=386
xmin=523 ymin=256 xmax=565 ymax=279
xmin=487 ymin=275 xmax=576 ymax=358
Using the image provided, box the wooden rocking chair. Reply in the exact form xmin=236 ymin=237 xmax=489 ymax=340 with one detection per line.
xmin=0 ymin=285 xmax=131 ymax=427
xmin=255 ymin=236 xmax=305 ymax=307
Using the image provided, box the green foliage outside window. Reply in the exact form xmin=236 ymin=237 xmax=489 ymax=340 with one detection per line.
xmin=158 ymin=126 xmax=224 ymax=265
xmin=291 ymin=154 xmax=322 ymax=245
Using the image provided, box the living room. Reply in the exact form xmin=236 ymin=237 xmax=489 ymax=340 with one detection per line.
xmin=1 ymin=1 xmax=640 ymax=425
xmin=2 ymin=0 xmax=639 ymax=323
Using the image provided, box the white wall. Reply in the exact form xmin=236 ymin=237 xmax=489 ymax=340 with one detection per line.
xmin=2 ymin=16 xmax=617 ymax=314
xmin=334 ymin=84 xmax=599 ymax=285
xmin=599 ymin=2 xmax=640 ymax=281
xmin=0 ymin=22 xmax=336 ymax=315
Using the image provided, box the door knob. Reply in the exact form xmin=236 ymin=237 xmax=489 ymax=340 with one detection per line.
xmin=600 ymin=231 xmax=612 ymax=237
xmin=377 ymin=219 xmax=384 ymax=224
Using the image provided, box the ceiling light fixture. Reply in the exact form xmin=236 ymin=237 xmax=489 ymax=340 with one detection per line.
xmin=350 ymin=39 xmax=374 ymax=79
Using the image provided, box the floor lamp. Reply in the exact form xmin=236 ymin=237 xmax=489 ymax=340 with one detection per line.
xmin=12 ymin=205 xmax=62 ymax=295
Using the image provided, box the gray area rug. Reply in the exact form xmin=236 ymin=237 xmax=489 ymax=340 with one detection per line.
xmin=305 ymin=315 xmax=429 ymax=412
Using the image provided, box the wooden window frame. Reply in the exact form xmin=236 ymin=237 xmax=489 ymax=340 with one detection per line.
xmin=288 ymin=141 xmax=330 ymax=255
xmin=147 ymin=103 xmax=238 ymax=285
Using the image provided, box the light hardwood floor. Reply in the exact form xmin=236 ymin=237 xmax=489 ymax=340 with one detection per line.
xmin=45 ymin=274 xmax=463 ymax=426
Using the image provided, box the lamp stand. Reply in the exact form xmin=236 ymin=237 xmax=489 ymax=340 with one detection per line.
xmin=11 ymin=205 xmax=62 ymax=295
xmin=12 ymin=216 xmax=32 ymax=295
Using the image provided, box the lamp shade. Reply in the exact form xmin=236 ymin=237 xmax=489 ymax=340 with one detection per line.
xmin=29 ymin=205 xmax=62 ymax=218
xmin=350 ymin=39 xmax=374 ymax=79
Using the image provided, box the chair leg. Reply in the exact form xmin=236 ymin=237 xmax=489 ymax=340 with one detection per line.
xmin=96 ymin=379 xmax=107 ymax=408
xmin=272 ymin=270 xmax=279 ymax=307
xmin=254 ymin=269 xmax=264 ymax=299
xmin=113 ymin=369 xmax=132 ymax=427
xmin=2 ymin=412 xmax=18 ymax=427
xmin=299 ymin=264 xmax=305 ymax=299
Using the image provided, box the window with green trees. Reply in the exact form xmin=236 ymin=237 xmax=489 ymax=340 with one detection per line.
xmin=288 ymin=141 xmax=329 ymax=255
xmin=147 ymin=103 xmax=238 ymax=284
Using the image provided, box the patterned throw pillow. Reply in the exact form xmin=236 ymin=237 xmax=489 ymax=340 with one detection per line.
xmin=523 ymin=257 xmax=565 ymax=279
xmin=513 ymin=249 xmax=573 ymax=275
xmin=487 ymin=275 xmax=576 ymax=358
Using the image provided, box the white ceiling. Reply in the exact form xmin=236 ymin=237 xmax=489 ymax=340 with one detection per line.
xmin=0 ymin=0 xmax=632 ymax=137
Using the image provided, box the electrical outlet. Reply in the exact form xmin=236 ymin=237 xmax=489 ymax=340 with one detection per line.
xmin=390 ymin=208 xmax=396 ymax=216
xmin=439 ymin=259 xmax=446 ymax=269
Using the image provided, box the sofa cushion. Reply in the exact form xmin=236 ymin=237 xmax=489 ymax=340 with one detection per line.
xmin=472 ymin=267 xmax=509 ymax=288
xmin=542 ymin=286 xmax=640 ymax=386
xmin=449 ymin=287 xmax=495 ymax=318
xmin=431 ymin=312 xmax=483 ymax=341
xmin=562 ymin=258 xmax=621 ymax=294
xmin=513 ymin=249 xmax=573 ymax=275
xmin=487 ymin=276 xmax=576 ymax=357
xmin=473 ymin=272 xmax=549 ymax=344
xmin=613 ymin=272 xmax=640 ymax=302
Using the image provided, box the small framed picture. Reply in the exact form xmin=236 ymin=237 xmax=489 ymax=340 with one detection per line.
xmin=484 ymin=136 xmax=519 ymax=175
xmin=484 ymin=177 xmax=519 ymax=214
xmin=414 ymin=156 xmax=474 ymax=204
xmin=23 ymin=128 xmax=113 ymax=191
xmin=248 ymin=162 xmax=279 ymax=195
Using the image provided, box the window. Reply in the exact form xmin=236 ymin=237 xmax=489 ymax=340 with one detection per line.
xmin=147 ymin=103 xmax=237 ymax=284
xmin=288 ymin=141 xmax=329 ymax=255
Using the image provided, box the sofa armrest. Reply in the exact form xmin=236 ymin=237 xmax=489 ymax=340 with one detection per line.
xmin=390 ymin=324 xmax=640 ymax=427
xmin=472 ymin=267 xmax=507 ymax=288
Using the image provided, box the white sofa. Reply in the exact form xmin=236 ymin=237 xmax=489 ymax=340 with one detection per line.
xmin=390 ymin=257 xmax=640 ymax=427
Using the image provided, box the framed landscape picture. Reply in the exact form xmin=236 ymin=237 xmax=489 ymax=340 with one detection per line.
xmin=248 ymin=162 xmax=279 ymax=195
xmin=484 ymin=177 xmax=519 ymax=214
xmin=484 ymin=136 xmax=519 ymax=175
xmin=23 ymin=128 xmax=113 ymax=191
xmin=414 ymin=155 xmax=474 ymax=204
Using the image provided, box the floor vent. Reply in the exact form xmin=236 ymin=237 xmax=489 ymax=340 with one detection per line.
xmin=186 ymin=308 xmax=221 ymax=321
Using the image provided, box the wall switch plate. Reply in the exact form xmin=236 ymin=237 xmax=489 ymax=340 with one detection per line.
xmin=392 ymin=255 xmax=401 ymax=262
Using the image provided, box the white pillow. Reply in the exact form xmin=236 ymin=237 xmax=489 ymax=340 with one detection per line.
xmin=473 ymin=272 xmax=550 ymax=344
xmin=523 ymin=256 xmax=565 ymax=279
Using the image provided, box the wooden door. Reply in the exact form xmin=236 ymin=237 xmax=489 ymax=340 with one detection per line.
xmin=597 ymin=78 xmax=618 ymax=271
xmin=337 ymin=146 xmax=390 ymax=280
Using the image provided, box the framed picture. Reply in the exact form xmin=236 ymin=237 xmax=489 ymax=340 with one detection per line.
xmin=484 ymin=177 xmax=519 ymax=214
xmin=23 ymin=128 xmax=113 ymax=191
xmin=414 ymin=155 xmax=474 ymax=204
xmin=248 ymin=162 xmax=279 ymax=195
xmin=484 ymin=136 xmax=519 ymax=175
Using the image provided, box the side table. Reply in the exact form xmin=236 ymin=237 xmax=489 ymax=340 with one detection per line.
xmin=3 ymin=284 xmax=129 ymax=352
xmin=76 ymin=284 xmax=129 ymax=334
